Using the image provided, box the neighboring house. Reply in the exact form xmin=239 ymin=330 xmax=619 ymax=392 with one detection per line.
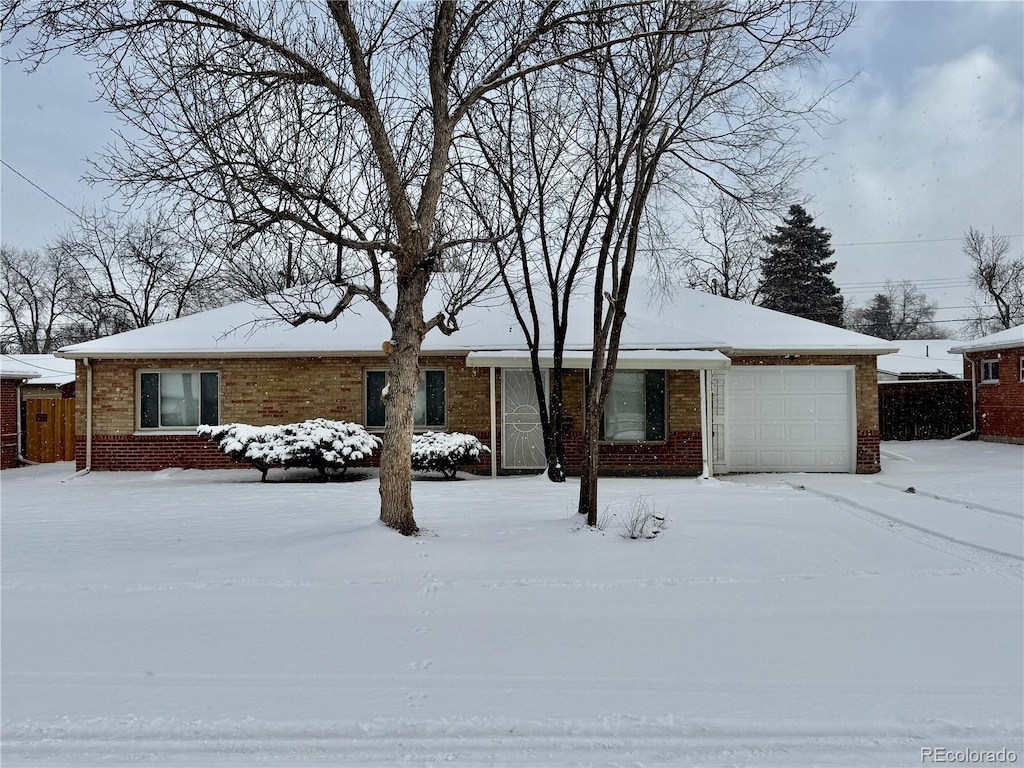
xmin=876 ymin=340 xmax=962 ymax=382
xmin=4 ymin=354 xmax=78 ymax=399
xmin=55 ymin=286 xmax=897 ymax=476
xmin=949 ymin=325 xmax=1024 ymax=444
xmin=0 ymin=355 xmax=78 ymax=464
xmin=0 ymin=359 xmax=40 ymax=469
xmin=876 ymin=340 xmax=971 ymax=441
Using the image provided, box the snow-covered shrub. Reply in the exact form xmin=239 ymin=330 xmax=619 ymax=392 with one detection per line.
xmin=198 ymin=419 xmax=381 ymax=481
xmin=410 ymin=431 xmax=489 ymax=479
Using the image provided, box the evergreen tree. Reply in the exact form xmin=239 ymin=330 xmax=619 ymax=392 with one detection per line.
xmin=758 ymin=204 xmax=844 ymax=326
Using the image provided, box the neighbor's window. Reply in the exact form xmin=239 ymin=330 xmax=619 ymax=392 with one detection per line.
xmin=365 ymin=369 xmax=445 ymax=428
xmin=601 ymin=370 xmax=665 ymax=442
xmin=139 ymin=371 xmax=219 ymax=429
xmin=1019 ymin=357 xmax=1023 ymax=382
xmin=981 ymin=359 xmax=999 ymax=383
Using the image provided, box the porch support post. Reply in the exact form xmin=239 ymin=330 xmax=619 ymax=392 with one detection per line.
xmin=489 ymin=366 xmax=497 ymax=477
xmin=699 ymin=368 xmax=712 ymax=479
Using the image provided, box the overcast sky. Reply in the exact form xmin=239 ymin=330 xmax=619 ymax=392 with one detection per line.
xmin=1 ymin=1 xmax=1022 ymax=334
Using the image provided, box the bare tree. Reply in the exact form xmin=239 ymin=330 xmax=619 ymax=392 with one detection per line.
xmin=6 ymin=1 xmax=744 ymax=534
xmin=962 ymin=227 xmax=1024 ymax=336
xmin=0 ymin=244 xmax=85 ymax=353
xmin=474 ymin=2 xmax=852 ymax=523
xmin=846 ymin=280 xmax=948 ymax=340
xmin=55 ymin=207 xmax=224 ymax=329
xmin=683 ymin=193 xmax=766 ymax=301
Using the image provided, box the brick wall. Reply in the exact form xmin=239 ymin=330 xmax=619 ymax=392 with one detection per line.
xmin=1 ymin=379 xmax=22 ymax=469
xmin=74 ymin=353 xmax=880 ymax=474
xmin=963 ymin=345 xmax=1024 ymax=443
xmin=76 ymin=355 xmax=490 ymax=470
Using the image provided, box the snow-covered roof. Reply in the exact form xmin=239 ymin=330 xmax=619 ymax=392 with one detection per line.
xmin=466 ymin=349 xmax=732 ymax=370
xmin=876 ymin=340 xmax=963 ymax=378
xmin=948 ymin=325 xmax=1024 ymax=355
xmin=56 ymin=283 xmax=896 ymax=360
xmin=0 ymin=354 xmax=76 ymax=386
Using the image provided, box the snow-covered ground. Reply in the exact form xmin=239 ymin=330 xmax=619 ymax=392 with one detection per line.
xmin=2 ymin=441 xmax=1022 ymax=766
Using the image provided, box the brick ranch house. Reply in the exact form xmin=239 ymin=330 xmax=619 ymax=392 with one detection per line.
xmin=950 ymin=325 xmax=1024 ymax=445
xmin=55 ymin=287 xmax=897 ymax=477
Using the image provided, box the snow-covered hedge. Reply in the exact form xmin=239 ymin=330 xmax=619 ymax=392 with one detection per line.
xmin=198 ymin=419 xmax=381 ymax=481
xmin=411 ymin=431 xmax=489 ymax=479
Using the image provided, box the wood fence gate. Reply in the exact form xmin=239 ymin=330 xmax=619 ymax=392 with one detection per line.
xmin=878 ymin=381 xmax=971 ymax=441
xmin=23 ymin=398 xmax=76 ymax=463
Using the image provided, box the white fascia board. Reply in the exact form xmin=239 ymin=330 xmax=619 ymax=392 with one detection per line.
xmin=466 ymin=349 xmax=731 ymax=370
xmin=54 ymin=349 xmax=391 ymax=360
xmin=726 ymin=346 xmax=897 ymax=357
xmin=0 ymin=369 xmax=41 ymax=380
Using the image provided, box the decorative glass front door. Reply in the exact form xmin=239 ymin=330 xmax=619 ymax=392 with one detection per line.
xmin=501 ymin=368 xmax=548 ymax=470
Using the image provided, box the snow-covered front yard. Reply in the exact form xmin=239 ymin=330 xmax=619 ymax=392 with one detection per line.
xmin=2 ymin=441 xmax=1022 ymax=766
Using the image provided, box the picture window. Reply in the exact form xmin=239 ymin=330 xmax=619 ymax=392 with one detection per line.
xmin=139 ymin=371 xmax=219 ymax=429
xmin=365 ymin=369 xmax=445 ymax=428
xmin=600 ymin=370 xmax=666 ymax=442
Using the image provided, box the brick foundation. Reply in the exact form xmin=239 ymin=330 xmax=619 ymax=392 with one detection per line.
xmin=856 ymin=429 xmax=881 ymax=474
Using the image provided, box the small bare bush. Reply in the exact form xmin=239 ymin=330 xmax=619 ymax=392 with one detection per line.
xmin=617 ymin=495 xmax=664 ymax=540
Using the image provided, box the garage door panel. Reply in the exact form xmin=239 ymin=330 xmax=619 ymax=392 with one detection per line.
xmin=816 ymin=422 xmax=848 ymax=445
xmin=816 ymin=450 xmax=849 ymax=468
xmin=816 ymin=396 xmax=849 ymax=419
xmin=758 ymin=423 xmax=788 ymax=443
xmin=730 ymin=397 xmax=758 ymax=419
xmin=729 ymin=450 xmax=758 ymax=470
xmin=755 ymin=371 xmax=788 ymax=391
xmin=789 ymin=423 xmax=817 ymax=443
xmin=786 ymin=371 xmax=818 ymax=392
xmin=757 ymin=450 xmax=789 ymax=470
xmin=814 ymin=371 xmax=850 ymax=391
xmin=723 ymin=366 xmax=853 ymax=473
xmin=758 ymin=397 xmax=787 ymax=419
xmin=728 ymin=424 xmax=758 ymax=443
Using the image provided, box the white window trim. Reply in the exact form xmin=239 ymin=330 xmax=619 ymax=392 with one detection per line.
xmin=980 ymin=359 xmax=1000 ymax=384
xmin=364 ymin=368 xmax=447 ymax=431
xmin=136 ymin=369 xmax=220 ymax=433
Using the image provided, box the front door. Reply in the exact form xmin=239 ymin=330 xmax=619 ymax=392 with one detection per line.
xmin=501 ymin=368 xmax=548 ymax=470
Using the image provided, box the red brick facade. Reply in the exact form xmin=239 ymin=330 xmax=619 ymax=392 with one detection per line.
xmin=1 ymin=378 xmax=22 ymax=469
xmin=963 ymin=345 xmax=1024 ymax=444
xmin=73 ymin=354 xmax=881 ymax=475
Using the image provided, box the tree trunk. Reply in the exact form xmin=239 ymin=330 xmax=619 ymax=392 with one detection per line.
xmin=579 ymin=383 xmax=602 ymax=526
xmin=545 ymin=369 xmax=567 ymax=483
xmin=378 ymin=284 xmax=427 ymax=536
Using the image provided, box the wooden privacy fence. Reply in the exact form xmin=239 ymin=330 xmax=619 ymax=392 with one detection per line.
xmin=878 ymin=380 xmax=972 ymax=441
xmin=23 ymin=398 xmax=76 ymax=463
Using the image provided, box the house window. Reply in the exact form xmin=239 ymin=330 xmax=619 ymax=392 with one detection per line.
xmin=981 ymin=359 xmax=999 ymax=383
xmin=365 ymin=369 xmax=445 ymax=428
xmin=1019 ymin=357 xmax=1023 ymax=382
xmin=139 ymin=371 xmax=219 ymax=429
xmin=601 ymin=370 xmax=665 ymax=442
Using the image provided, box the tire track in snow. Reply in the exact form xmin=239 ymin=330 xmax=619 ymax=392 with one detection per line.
xmin=870 ymin=480 xmax=1024 ymax=522
xmin=788 ymin=483 xmax=1023 ymax=580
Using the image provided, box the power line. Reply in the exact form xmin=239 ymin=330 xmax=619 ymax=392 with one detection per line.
xmin=0 ymin=159 xmax=81 ymax=219
xmin=834 ymin=234 xmax=1023 ymax=247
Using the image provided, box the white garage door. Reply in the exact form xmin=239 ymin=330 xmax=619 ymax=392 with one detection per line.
xmin=723 ymin=366 xmax=854 ymax=473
